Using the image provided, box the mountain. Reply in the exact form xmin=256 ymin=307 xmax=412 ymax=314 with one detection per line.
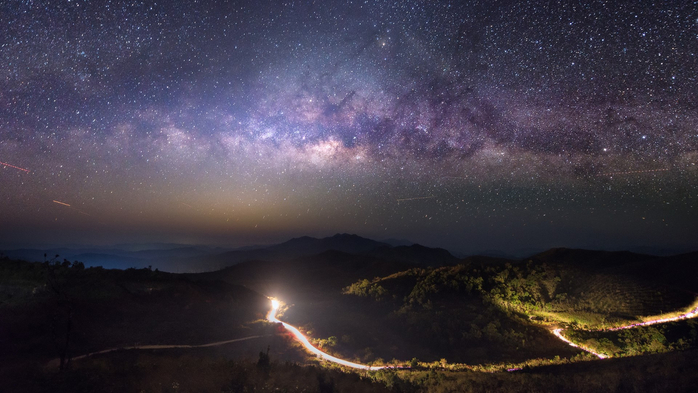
xmin=1 ymin=234 xmax=459 ymax=273
xmin=367 ymin=244 xmax=459 ymax=266
xmin=527 ymin=247 xmax=653 ymax=269
xmin=172 ymin=233 xmax=391 ymax=273
xmin=0 ymin=245 xmax=228 ymax=270
xmin=380 ymin=238 xmax=414 ymax=247
xmin=194 ymin=249 xmax=411 ymax=299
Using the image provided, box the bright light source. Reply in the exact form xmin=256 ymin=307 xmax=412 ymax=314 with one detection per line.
xmin=271 ymin=299 xmax=280 ymax=309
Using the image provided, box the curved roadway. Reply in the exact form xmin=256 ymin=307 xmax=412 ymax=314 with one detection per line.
xmin=268 ymin=298 xmax=698 ymax=366
xmin=267 ymin=299 xmax=385 ymax=370
xmin=55 ymin=298 xmax=698 ymax=371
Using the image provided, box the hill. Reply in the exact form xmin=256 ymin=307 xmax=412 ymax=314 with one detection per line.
xmin=0 ymin=257 xmax=271 ymax=374
xmin=2 ymin=244 xmax=698 ymax=392
xmin=1 ymin=234 xmax=462 ymax=273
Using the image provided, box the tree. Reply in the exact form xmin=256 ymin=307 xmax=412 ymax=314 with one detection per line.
xmin=257 ymin=345 xmax=270 ymax=373
xmin=45 ymin=254 xmax=74 ymax=371
xmin=410 ymin=357 xmax=419 ymax=369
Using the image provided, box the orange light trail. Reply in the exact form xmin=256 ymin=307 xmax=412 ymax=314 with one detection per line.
xmin=552 ymin=328 xmax=607 ymax=359
xmin=553 ymin=301 xmax=698 ymax=359
xmin=0 ymin=161 xmax=30 ymax=173
xmin=267 ymin=299 xmax=386 ymax=370
xmin=606 ymin=303 xmax=698 ymax=331
xmin=52 ymin=199 xmax=93 ymax=217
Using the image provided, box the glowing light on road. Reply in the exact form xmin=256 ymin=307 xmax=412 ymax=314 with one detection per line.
xmin=607 ymin=303 xmax=698 ymax=331
xmin=267 ymin=298 xmax=386 ymax=370
xmin=552 ymin=328 xmax=607 ymax=359
xmin=553 ymin=302 xmax=698 ymax=359
xmin=268 ymin=298 xmax=698 ymax=368
xmin=0 ymin=161 xmax=30 ymax=173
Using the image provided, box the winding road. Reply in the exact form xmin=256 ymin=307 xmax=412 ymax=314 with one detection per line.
xmin=267 ymin=299 xmax=386 ymax=370
xmin=57 ymin=298 xmax=698 ymax=371
xmin=267 ymin=297 xmax=698 ymax=368
xmin=554 ymin=302 xmax=698 ymax=359
xmin=49 ymin=335 xmax=265 ymax=368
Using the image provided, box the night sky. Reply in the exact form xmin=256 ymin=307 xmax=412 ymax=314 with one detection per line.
xmin=1 ymin=0 xmax=697 ymax=254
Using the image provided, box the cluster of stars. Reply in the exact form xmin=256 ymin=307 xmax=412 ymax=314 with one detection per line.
xmin=0 ymin=0 xmax=696 ymax=253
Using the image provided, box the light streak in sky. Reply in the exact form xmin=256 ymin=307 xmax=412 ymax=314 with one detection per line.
xmin=53 ymin=200 xmax=71 ymax=207
xmin=0 ymin=161 xmax=30 ymax=173
xmin=597 ymin=168 xmax=669 ymax=176
xmin=52 ymin=199 xmax=92 ymax=217
xmin=267 ymin=299 xmax=386 ymax=370
xmin=397 ymin=196 xmax=436 ymax=202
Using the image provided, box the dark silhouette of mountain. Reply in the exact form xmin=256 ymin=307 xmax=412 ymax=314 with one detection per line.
xmin=603 ymin=251 xmax=698 ymax=293
xmin=527 ymin=247 xmax=653 ymax=269
xmin=627 ymin=245 xmax=698 ymax=256
xmin=191 ymin=249 xmax=412 ymax=303
xmin=0 ymin=245 xmax=228 ymax=270
xmin=1 ymin=234 xmax=456 ymax=272
xmin=520 ymin=248 xmax=698 ymax=293
xmin=180 ymin=233 xmax=390 ymax=273
xmin=367 ymin=244 xmax=459 ymax=266
xmin=68 ymin=253 xmax=146 ymax=270
xmin=469 ymin=249 xmax=522 ymax=260
xmin=380 ymin=238 xmax=414 ymax=247
xmin=461 ymin=254 xmax=517 ymax=267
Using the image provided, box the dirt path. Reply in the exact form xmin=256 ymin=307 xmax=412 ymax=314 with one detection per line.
xmin=48 ymin=335 xmax=266 ymax=369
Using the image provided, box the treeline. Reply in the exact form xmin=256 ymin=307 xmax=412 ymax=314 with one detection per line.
xmin=0 ymin=255 xmax=174 ymax=306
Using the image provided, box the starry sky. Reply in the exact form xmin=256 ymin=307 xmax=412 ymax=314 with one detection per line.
xmin=1 ymin=0 xmax=697 ymax=255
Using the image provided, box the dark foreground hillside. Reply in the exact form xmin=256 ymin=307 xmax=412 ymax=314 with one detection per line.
xmin=2 ymin=244 xmax=698 ymax=392
xmin=9 ymin=347 xmax=698 ymax=392
xmin=0 ymin=258 xmax=270 ymax=375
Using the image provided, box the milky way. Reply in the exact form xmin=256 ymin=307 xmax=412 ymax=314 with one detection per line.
xmin=1 ymin=1 xmax=697 ymax=254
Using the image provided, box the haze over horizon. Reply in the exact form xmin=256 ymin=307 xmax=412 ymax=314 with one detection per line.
xmin=2 ymin=1 xmax=697 ymax=254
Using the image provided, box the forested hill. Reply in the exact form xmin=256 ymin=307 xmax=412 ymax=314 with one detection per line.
xmin=347 ymin=250 xmax=698 ymax=329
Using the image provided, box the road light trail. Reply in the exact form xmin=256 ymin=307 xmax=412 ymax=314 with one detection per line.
xmin=606 ymin=302 xmax=698 ymax=331
xmin=269 ymin=295 xmax=698 ymax=368
xmin=553 ymin=301 xmax=698 ymax=358
xmin=267 ymin=299 xmax=386 ymax=370
xmin=552 ymin=328 xmax=607 ymax=359
xmin=49 ymin=335 xmax=265 ymax=368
